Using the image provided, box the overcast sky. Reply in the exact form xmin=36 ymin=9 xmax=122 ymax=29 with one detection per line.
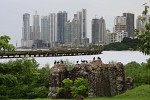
xmin=0 ymin=0 xmax=148 ymax=46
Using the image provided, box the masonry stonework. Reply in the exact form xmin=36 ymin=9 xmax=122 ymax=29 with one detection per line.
xmin=48 ymin=59 xmax=132 ymax=98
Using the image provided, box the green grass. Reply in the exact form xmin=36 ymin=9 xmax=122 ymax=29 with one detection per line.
xmin=86 ymin=85 xmax=150 ymax=100
xmin=17 ymin=85 xmax=150 ymax=100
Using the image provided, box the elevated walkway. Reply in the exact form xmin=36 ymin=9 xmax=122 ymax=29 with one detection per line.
xmin=0 ymin=49 xmax=102 ymax=58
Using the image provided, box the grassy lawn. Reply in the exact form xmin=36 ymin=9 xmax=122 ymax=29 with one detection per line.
xmin=86 ymin=85 xmax=150 ymax=100
xmin=18 ymin=85 xmax=150 ymax=100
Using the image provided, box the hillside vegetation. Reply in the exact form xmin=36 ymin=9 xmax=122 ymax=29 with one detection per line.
xmin=85 ymin=85 xmax=150 ymax=100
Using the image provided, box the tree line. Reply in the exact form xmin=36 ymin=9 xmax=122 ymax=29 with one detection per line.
xmin=103 ymin=37 xmax=140 ymax=51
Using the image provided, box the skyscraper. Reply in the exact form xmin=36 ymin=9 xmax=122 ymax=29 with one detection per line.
xmin=99 ymin=17 xmax=106 ymax=44
xmin=22 ymin=13 xmax=30 ymax=41
xmin=49 ymin=13 xmax=57 ymax=47
xmin=82 ymin=9 xmax=87 ymax=39
xmin=71 ymin=14 xmax=81 ymax=47
xmin=22 ymin=13 xmax=34 ymax=47
xmin=91 ymin=17 xmax=106 ymax=45
xmin=123 ymin=13 xmax=134 ymax=38
xmin=33 ymin=11 xmax=40 ymax=41
xmin=92 ymin=18 xmax=100 ymax=44
xmin=57 ymin=11 xmax=67 ymax=44
xmin=64 ymin=20 xmax=72 ymax=44
xmin=77 ymin=9 xmax=87 ymax=43
xmin=41 ymin=16 xmax=49 ymax=42
xmin=114 ymin=16 xmax=126 ymax=32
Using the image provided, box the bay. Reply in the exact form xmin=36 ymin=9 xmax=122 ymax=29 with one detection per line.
xmin=0 ymin=51 xmax=149 ymax=68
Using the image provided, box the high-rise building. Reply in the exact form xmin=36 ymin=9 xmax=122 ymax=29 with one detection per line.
xmin=92 ymin=18 xmax=100 ymax=44
xmin=57 ymin=11 xmax=67 ymax=44
xmin=91 ymin=17 xmax=106 ymax=45
xmin=99 ymin=17 xmax=106 ymax=44
xmin=114 ymin=16 xmax=126 ymax=32
xmin=123 ymin=13 xmax=134 ymax=38
xmin=21 ymin=13 xmax=34 ymax=47
xmin=77 ymin=9 xmax=87 ymax=44
xmin=82 ymin=9 xmax=87 ymax=39
xmin=33 ymin=11 xmax=40 ymax=41
xmin=64 ymin=20 xmax=72 ymax=44
xmin=22 ymin=13 xmax=30 ymax=41
xmin=30 ymin=26 xmax=33 ymax=40
xmin=41 ymin=16 xmax=49 ymax=42
xmin=112 ymin=16 xmax=128 ymax=43
xmin=49 ymin=13 xmax=57 ymax=47
xmin=71 ymin=14 xmax=81 ymax=47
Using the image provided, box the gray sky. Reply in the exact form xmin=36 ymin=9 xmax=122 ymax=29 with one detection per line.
xmin=0 ymin=0 xmax=148 ymax=46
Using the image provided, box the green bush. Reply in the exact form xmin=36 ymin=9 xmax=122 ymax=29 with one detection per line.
xmin=71 ymin=78 xmax=88 ymax=98
xmin=0 ymin=58 xmax=50 ymax=99
xmin=57 ymin=78 xmax=88 ymax=99
xmin=125 ymin=59 xmax=150 ymax=87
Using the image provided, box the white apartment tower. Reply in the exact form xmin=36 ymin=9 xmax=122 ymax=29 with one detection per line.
xmin=21 ymin=13 xmax=34 ymax=47
xmin=77 ymin=9 xmax=87 ymax=43
xmin=33 ymin=11 xmax=40 ymax=41
xmin=49 ymin=13 xmax=57 ymax=47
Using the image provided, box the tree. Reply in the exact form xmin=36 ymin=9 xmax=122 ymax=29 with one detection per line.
xmin=135 ymin=5 xmax=150 ymax=55
xmin=121 ymin=37 xmax=140 ymax=49
xmin=0 ymin=35 xmax=15 ymax=51
xmin=0 ymin=58 xmax=50 ymax=99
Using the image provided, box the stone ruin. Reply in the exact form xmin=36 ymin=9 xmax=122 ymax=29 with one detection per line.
xmin=48 ymin=58 xmax=133 ymax=98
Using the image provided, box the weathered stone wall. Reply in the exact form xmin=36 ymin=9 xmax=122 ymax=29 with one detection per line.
xmin=48 ymin=59 xmax=130 ymax=98
xmin=48 ymin=64 xmax=68 ymax=98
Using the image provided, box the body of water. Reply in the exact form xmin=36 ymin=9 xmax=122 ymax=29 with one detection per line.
xmin=0 ymin=51 xmax=149 ymax=68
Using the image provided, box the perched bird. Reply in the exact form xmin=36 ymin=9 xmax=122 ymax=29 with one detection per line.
xmin=97 ymin=57 xmax=101 ymax=60
xmin=57 ymin=61 xmax=60 ymax=64
xmin=93 ymin=57 xmax=95 ymax=61
xmin=61 ymin=60 xmax=63 ymax=64
xmin=76 ymin=61 xmax=79 ymax=64
xmin=54 ymin=60 xmax=57 ymax=64
xmin=85 ymin=60 xmax=88 ymax=63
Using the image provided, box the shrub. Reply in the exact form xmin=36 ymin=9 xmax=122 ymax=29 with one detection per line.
xmin=125 ymin=59 xmax=150 ymax=87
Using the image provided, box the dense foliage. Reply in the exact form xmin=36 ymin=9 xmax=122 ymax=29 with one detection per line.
xmin=0 ymin=58 xmax=50 ymax=99
xmin=71 ymin=78 xmax=88 ymax=98
xmin=135 ymin=5 xmax=150 ymax=55
xmin=103 ymin=37 xmax=140 ymax=51
xmin=125 ymin=59 xmax=150 ymax=87
xmin=0 ymin=35 xmax=15 ymax=51
xmin=57 ymin=78 xmax=88 ymax=99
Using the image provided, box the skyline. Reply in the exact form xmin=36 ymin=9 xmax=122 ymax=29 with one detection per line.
xmin=0 ymin=0 xmax=148 ymax=46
